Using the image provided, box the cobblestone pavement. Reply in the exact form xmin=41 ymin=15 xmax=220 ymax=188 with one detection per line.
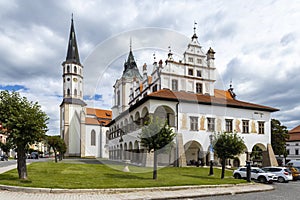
xmin=0 ymin=184 xmax=274 ymax=200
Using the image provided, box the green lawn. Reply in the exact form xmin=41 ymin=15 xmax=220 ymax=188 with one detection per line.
xmin=0 ymin=161 xmax=246 ymax=189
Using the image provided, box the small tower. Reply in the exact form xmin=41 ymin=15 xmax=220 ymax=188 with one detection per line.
xmin=60 ymin=16 xmax=86 ymax=157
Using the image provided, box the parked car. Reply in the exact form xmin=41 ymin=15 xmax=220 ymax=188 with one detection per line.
xmin=287 ymin=166 xmax=300 ymax=180
xmin=0 ymin=155 xmax=8 ymax=161
xmin=286 ymin=160 xmax=300 ymax=167
xmin=262 ymin=167 xmax=293 ymax=183
xmin=233 ymin=167 xmax=278 ymax=183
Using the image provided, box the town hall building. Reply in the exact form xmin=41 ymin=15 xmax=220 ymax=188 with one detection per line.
xmin=60 ymin=18 xmax=279 ymax=167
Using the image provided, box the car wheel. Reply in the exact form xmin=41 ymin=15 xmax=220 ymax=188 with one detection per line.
xmin=234 ymin=173 xmax=241 ymax=179
xmin=258 ymin=176 xmax=267 ymax=183
xmin=278 ymin=176 xmax=285 ymax=183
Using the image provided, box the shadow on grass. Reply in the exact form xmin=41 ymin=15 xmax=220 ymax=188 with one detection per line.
xmin=104 ymin=173 xmax=150 ymax=180
xmin=181 ymin=174 xmax=220 ymax=179
xmin=0 ymin=174 xmax=19 ymax=181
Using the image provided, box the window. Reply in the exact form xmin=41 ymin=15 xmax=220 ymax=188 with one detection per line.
xmin=188 ymin=57 xmax=193 ymax=62
xmin=197 ymin=70 xmax=202 ymax=77
xmin=296 ymin=143 xmax=299 ymax=146
xmin=196 ymin=83 xmax=202 ymax=94
xmin=242 ymin=120 xmax=249 ymax=133
xmin=207 ymin=117 xmax=215 ymax=132
xmin=152 ymin=84 xmax=157 ymax=92
xmin=74 ymin=66 xmax=77 ymax=73
xmin=91 ymin=130 xmax=96 ymax=146
xmin=287 ymin=149 xmax=290 ymax=155
xmin=188 ymin=68 xmax=193 ymax=76
xmin=190 ymin=117 xmax=198 ymax=131
xmin=296 ymin=149 xmax=299 ymax=155
xmin=258 ymin=121 xmax=265 ymax=134
xmin=117 ymin=91 xmax=120 ymax=106
xmin=67 ymin=88 xmax=70 ymax=96
xmin=197 ymin=59 xmax=202 ymax=64
xmin=74 ymin=89 xmax=77 ymax=96
xmin=225 ymin=119 xmax=233 ymax=133
xmin=67 ymin=65 xmax=70 ymax=73
xmin=172 ymin=79 xmax=178 ymax=91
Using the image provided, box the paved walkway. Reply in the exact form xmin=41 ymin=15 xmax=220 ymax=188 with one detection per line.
xmin=0 ymin=162 xmax=274 ymax=200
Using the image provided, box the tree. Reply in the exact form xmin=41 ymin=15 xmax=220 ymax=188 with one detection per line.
xmin=213 ymin=132 xmax=245 ymax=179
xmin=271 ymin=119 xmax=289 ymax=157
xmin=46 ymin=135 xmax=67 ymax=163
xmin=0 ymin=91 xmax=48 ymax=180
xmin=139 ymin=116 xmax=176 ymax=180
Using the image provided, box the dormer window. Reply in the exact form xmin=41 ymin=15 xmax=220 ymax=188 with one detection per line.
xmin=197 ymin=59 xmax=202 ymax=64
xmin=188 ymin=68 xmax=193 ymax=76
xmin=188 ymin=57 xmax=193 ymax=62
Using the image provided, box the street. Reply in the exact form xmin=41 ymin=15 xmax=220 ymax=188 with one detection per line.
xmin=195 ymin=181 xmax=300 ymax=200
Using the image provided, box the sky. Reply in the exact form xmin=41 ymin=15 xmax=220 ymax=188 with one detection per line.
xmin=0 ymin=0 xmax=299 ymax=135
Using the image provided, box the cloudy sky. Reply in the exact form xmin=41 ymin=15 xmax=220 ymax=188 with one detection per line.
xmin=0 ymin=0 xmax=299 ymax=135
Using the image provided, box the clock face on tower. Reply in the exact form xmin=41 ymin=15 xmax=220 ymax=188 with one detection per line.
xmin=73 ymin=78 xmax=78 ymax=82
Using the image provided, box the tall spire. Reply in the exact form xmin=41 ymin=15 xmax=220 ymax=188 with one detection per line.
xmin=66 ymin=15 xmax=81 ymax=65
xmin=192 ymin=21 xmax=198 ymax=40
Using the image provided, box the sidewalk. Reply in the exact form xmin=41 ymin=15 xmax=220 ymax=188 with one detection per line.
xmin=0 ymin=163 xmax=274 ymax=200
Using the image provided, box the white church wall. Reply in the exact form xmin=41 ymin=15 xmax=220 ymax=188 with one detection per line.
xmin=68 ymin=105 xmax=82 ymax=156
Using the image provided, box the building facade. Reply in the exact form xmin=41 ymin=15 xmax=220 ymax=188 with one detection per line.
xmin=107 ymin=28 xmax=279 ymax=167
xmin=286 ymin=125 xmax=300 ymax=161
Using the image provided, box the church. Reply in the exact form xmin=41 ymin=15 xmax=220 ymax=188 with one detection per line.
xmin=60 ymin=18 xmax=279 ymax=167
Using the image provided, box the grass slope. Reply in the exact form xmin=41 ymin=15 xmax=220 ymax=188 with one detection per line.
xmin=0 ymin=161 xmax=245 ymax=189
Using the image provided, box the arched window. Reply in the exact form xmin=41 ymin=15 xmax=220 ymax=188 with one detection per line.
xmin=91 ymin=130 xmax=96 ymax=146
xmin=74 ymin=66 xmax=77 ymax=73
xmin=74 ymin=89 xmax=77 ymax=96
xmin=67 ymin=88 xmax=70 ymax=96
xmin=67 ymin=65 xmax=70 ymax=73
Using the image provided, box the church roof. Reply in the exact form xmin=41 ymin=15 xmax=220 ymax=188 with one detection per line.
xmin=147 ymin=89 xmax=279 ymax=112
xmin=288 ymin=125 xmax=300 ymax=142
xmin=122 ymin=50 xmax=142 ymax=79
xmin=60 ymin=98 xmax=86 ymax=106
xmin=65 ymin=17 xmax=81 ymax=65
xmin=85 ymin=107 xmax=112 ymax=126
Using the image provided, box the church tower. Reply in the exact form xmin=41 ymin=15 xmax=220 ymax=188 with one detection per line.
xmin=60 ymin=17 xmax=86 ymax=157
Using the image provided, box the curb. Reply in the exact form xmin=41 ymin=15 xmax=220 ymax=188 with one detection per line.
xmin=0 ymin=183 xmax=273 ymax=194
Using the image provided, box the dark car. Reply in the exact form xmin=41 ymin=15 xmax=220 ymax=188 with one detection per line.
xmin=0 ymin=155 xmax=8 ymax=161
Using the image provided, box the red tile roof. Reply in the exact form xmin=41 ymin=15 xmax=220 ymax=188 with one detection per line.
xmin=85 ymin=107 xmax=112 ymax=126
xmin=288 ymin=125 xmax=300 ymax=141
xmin=148 ymin=89 xmax=279 ymax=112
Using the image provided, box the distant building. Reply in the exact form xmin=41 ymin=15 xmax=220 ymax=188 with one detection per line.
xmin=286 ymin=125 xmax=300 ymax=161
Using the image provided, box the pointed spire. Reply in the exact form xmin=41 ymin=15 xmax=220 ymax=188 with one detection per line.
xmin=66 ymin=15 xmax=81 ymax=65
xmin=122 ymin=39 xmax=142 ymax=80
xmin=192 ymin=21 xmax=198 ymax=40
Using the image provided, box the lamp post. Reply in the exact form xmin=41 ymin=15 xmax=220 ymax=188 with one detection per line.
xmin=209 ymin=134 xmax=214 ymax=176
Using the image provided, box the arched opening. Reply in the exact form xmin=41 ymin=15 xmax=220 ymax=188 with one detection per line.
xmin=184 ymin=141 xmax=204 ymax=166
xmin=153 ymin=105 xmax=175 ymax=127
xmin=124 ymin=143 xmax=128 ymax=160
xmin=129 ymin=141 xmax=133 ymax=161
xmin=74 ymin=66 xmax=77 ymax=73
xmin=133 ymin=140 xmax=140 ymax=163
xmin=134 ymin=111 xmax=141 ymax=130
xmin=141 ymin=107 xmax=149 ymax=125
xmin=251 ymin=143 xmax=267 ymax=167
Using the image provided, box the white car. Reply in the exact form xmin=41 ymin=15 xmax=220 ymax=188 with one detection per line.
xmin=262 ymin=166 xmax=293 ymax=183
xmin=233 ymin=167 xmax=278 ymax=183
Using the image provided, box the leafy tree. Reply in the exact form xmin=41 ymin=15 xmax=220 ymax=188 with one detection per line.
xmin=213 ymin=132 xmax=245 ymax=179
xmin=0 ymin=91 xmax=48 ymax=180
xmin=139 ymin=116 xmax=176 ymax=180
xmin=46 ymin=135 xmax=67 ymax=163
xmin=271 ymin=119 xmax=289 ymax=157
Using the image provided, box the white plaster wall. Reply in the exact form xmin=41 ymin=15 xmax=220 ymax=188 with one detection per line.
xmin=68 ymin=105 xmax=82 ymax=155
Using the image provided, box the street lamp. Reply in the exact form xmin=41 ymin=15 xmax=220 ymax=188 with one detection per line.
xmin=209 ymin=134 xmax=214 ymax=176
